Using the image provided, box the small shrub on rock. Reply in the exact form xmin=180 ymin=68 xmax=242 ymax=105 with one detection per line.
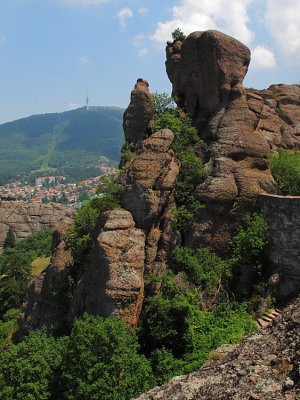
xmin=270 ymin=150 xmax=300 ymax=195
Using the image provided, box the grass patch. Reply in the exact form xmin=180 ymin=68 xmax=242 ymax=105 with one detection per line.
xmin=31 ymin=257 xmax=51 ymax=276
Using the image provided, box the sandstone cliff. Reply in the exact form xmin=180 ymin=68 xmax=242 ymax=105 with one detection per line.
xmin=19 ymin=30 xmax=300 ymax=335
xmin=167 ymin=30 xmax=300 ymax=251
xmin=0 ymin=199 xmax=74 ymax=252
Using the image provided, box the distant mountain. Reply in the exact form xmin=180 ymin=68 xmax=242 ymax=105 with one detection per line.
xmin=0 ymin=107 xmax=124 ymax=184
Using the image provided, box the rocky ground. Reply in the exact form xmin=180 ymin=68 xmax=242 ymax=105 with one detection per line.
xmin=133 ymin=296 xmax=300 ymax=400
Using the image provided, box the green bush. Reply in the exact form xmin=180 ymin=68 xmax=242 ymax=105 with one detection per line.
xmin=0 ymin=309 xmax=19 ymax=348
xmin=172 ymin=28 xmax=186 ymax=41
xmin=232 ymin=213 xmax=268 ymax=264
xmin=172 ymin=246 xmax=232 ymax=292
xmin=0 ymin=230 xmax=52 ymax=317
xmin=66 ymin=175 xmax=122 ymax=263
xmin=174 ymin=151 xmax=208 ymax=229
xmin=151 ymin=92 xmax=176 ymax=115
xmin=270 ymin=150 xmax=300 ymax=195
xmin=61 ymin=315 xmax=154 ymax=400
xmin=0 ymin=330 xmax=65 ymax=400
xmin=0 ymin=315 xmax=155 ymax=400
xmin=151 ymin=109 xmax=209 ymax=231
xmin=141 ymin=286 xmax=256 ymax=382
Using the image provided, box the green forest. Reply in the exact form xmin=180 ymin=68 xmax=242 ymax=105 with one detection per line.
xmin=0 ymin=107 xmax=123 ymax=184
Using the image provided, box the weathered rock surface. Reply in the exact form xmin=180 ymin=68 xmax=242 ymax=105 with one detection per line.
xmin=133 ymin=297 xmax=300 ymax=399
xmin=166 ymin=30 xmax=251 ymax=129
xmin=20 ymin=209 xmax=146 ymax=333
xmin=122 ymin=128 xmax=181 ymax=276
xmin=123 ymin=78 xmax=154 ymax=145
xmin=19 ymin=218 xmax=74 ymax=336
xmin=71 ymin=209 xmax=145 ymax=326
xmin=166 ymin=30 xmax=300 ymax=252
xmin=0 ymin=199 xmax=74 ymax=251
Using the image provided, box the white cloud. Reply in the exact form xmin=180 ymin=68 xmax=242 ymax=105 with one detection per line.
xmin=265 ymin=0 xmax=300 ymax=65
xmin=132 ymin=34 xmax=149 ymax=57
xmin=117 ymin=7 xmax=133 ymax=29
xmin=137 ymin=48 xmax=149 ymax=58
xmin=68 ymin=102 xmax=81 ymax=110
xmin=138 ymin=7 xmax=148 ymax=16
xmin=78 ymin=55 xmax=90 ymax=65
xmin=251 ymin=45 xmax=276 ymax=70
xmin=60 ymin=0 xmax=108 ymax=5
xmin=151 ymin=0 xmax=255 ymax=46
xmin=132 ymin=33 xmax=146 ymax=47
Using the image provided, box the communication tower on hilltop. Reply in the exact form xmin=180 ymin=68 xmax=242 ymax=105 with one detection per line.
xmin=86 ymin=88 xmax=89 ymax=110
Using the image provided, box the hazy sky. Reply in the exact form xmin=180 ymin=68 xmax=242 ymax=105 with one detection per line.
xmin=0 ymin=0 xmax=299 ymax=124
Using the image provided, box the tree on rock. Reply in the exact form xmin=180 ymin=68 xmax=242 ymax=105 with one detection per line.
xmin=172 ymin=28 xmax=186 ymax=41
xmin=3 ymin=227 xmax=15 ymax=250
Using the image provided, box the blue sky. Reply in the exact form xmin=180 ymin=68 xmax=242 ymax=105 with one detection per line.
xmin=0 ymin=0 xmax=299 ymax=124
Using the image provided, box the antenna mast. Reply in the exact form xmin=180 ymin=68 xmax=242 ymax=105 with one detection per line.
xmin=86 ymin=87 xmax=89 ymax=110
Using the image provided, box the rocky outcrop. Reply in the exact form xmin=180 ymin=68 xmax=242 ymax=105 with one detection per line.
xmin=123 ymin=79 xmax=154 ymax=145
xmin=70 ymin=209 xmax=146 ymax=327
xmin=20 ymin=209 xmax=146 ymax=333
xmin=166 ymin=30 xmax=251 ymax=129
xmin=19 ymin=127 xmax=181 ymax=334
xmin=19 ymin=218 xmax=74 ymax=336
xmin=133 ymin=297 xmax=300 ymax=399
xmin=166 ymin=30 xmax=300 ymax=252
xmin=122 ymin=128 xmax=181 ymax=276
xmin=19 ymin=30 xmax=300 ymax=334
xmin=0 ymin=199 xmax=74 ymax=252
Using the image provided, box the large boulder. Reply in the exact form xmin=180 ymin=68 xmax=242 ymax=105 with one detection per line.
xmin=166 ymin=30 xmax=251 ymax=128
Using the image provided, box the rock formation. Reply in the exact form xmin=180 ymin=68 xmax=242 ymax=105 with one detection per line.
xmin=19 ymin=30 xmax=300 ymax=334
xmin=133 ymin=296 xmax=300 ymax=400
xmin=0 ymin=199 xmax=74 ymax=252
xmin=166 ymin=30 xmax=300 ymax=251
xmin=20 ymin=209 xmax=146 ymax=332
xmin=166 ymin=30 xmax=251 ymax=129
xmin=70 ymin=209 xmax=146 ymax=327
xmin=123 ymin=78 xmax=154 ymax=145
xmin=122 ymin=128 xmax=181 ymax=276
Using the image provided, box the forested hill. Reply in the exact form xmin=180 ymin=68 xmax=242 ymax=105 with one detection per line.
xmin=0 ymin=106 xmax=124 ymax=184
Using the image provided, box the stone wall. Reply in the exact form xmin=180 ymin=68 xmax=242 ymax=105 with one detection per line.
xmin=258 ymin=193 xmax=300 ymax=299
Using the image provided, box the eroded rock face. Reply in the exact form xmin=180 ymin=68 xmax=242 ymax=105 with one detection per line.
xmin=0 ymin=199 xmax=74 ymax=252
xmin=166 ymin=30 xmax=300 ymax=252
xmin=71 ymin=209 xmax=145 ymax=327
xmin=20 ymin=209 xmax=146 ymax=333
xmin=123 ymin=78 xmax=154 ymax=145
xmin=166 ymin=30 xmax=251 ymax=128
xmin=122 ymin=128 xmax=181 ymax=276
xmin=19 ymin=218 xmax=74 ymax=336
xmin=134 ymin=297 xmax=300 ymax=400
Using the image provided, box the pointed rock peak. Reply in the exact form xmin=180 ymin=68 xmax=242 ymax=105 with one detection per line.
xmin=123 ymin=78 xmax=154 ymax=146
